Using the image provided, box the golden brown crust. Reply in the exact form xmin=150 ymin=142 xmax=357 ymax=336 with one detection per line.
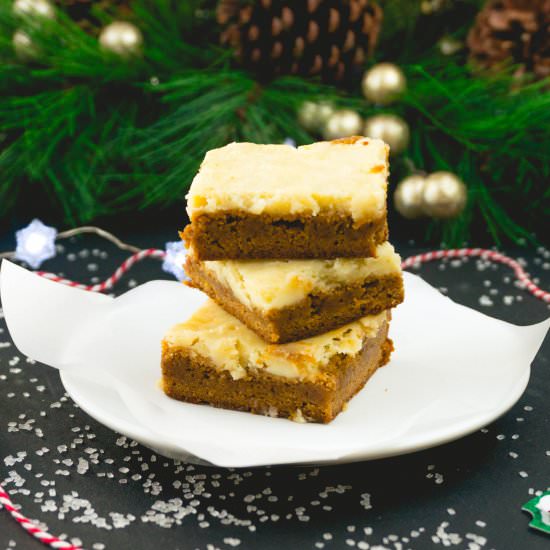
xmin=181 ymin=211 xmax=388 ymax=260
xmin=161 ymin=322 xmax=392 ymax=423
xmin=185 ymin=253 xmax=403 ymax=343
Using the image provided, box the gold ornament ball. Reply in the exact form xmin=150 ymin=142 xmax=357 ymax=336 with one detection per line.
xmin=361 ymin=62 xmax=406 ymax=105
xmin=297 ymin=101 xmax=319 ymax=132
xmin=421 ymin=0 xmax=447 ymax=15
xmin=394 ymin=175 xmax=427 ymax=219
xmin=364 ymin=114 xmax=410 ymax=155
xmin=13 ymin=29 xmax=39 ymax=61
xmin=438 ymin=36 xmax=463 ymax=56
xmin=297 ymin=101 xmax=335 ymax=133
xmin=316 ymin=102 xmax=336 ymax=129
xmin=99 ymin=21 xmax=143 ymax=57
xmin=322 ymin=109 xmax=363 ymax=140
xmin=422 ymin=171 xmax=467 ymax=219
xmin=13 ymin=0 xmax=55 ymax=19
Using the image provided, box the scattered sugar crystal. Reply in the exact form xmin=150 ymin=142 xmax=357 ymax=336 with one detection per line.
xmin=466 ymin=533 xmax=487 ymax=546
xmin=77 ymin=458 xmax=89 ymax=475
xmin=479 ymin=295 xmax=493 ymax=306
xmin=360 ymin=493 xmax=372 ymax=510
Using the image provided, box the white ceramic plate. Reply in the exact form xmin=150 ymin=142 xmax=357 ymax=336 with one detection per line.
xmin=58 ymin=276 xmax=544 ymax=468
xmin=2 ymin=261 xmax=548 ymax=468
xmin=60 ymin=365 xmax=531 ymax=467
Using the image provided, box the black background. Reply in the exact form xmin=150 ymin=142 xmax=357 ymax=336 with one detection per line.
xmin=1 ymin=225 xmax=549 ymax=550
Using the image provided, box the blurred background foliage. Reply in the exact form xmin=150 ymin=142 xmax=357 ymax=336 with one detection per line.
xmin=0 ymin=0 xmax=549 ymax=245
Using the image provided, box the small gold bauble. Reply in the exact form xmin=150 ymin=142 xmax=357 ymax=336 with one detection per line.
xmin=363 ymin=114 xmax=410 ymax=155
xmin=315 ymin=101 xmax=336 ymax=129
xmin=420 ymin=0 xmax=432 ymax=13
xmin=438 ymin=36 xmax=463 ymax=56
xmin=13 ymin=0 xmax=55 ymax=19
xmin=361 ymin=62 xmax=406 ymax=105
xmin=99 ymin=21 xmax=143 ymax=57
xmin=297 ymin=101 xmax=319 ymax=132
xmin=322 ymin=109 xmax=363 ymax=140
xmin=421 ymin=0 xmax=447 ymax=14
xmin=394 ymin=175 xmax=427 ymax=219
xmin=13 ymin=29 xmax=39 ymax=61
xmin=422 ymin=171 xmax=467 ymax=219
xmin=297 ymin=101 xmax=335 ymax=133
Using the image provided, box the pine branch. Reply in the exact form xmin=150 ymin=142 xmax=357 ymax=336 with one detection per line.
xmin=398 ymin=58 xmax=550 ymax=245
xmin=0 ymin=0 xmax=548 ymax=247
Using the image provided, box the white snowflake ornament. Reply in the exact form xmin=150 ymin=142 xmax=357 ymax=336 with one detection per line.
xmin=15 ymin=219 xmax=57 ymax=269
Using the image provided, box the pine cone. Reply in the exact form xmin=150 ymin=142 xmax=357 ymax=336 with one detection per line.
xmin=467 ymin=0 xmax=550 ymax=79
xmin=217 ymin=0 xmax=383 ymax=83
xmin=54 ymin=0 xmax=133 ymax=35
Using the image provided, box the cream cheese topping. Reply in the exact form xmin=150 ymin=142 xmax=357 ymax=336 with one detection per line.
xmin=196 ymin=242 xmax=402 ymax=311
xmin=163 ymin=300 xmax=387 ymax=381
xmin=186 ymin=138 xmax=389 ymax=226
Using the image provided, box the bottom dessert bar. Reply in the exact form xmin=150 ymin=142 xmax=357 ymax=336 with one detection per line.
xmin=161 ymin=300 xmax=393 ymax=424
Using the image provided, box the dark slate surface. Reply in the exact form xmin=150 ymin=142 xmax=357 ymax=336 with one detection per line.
xmin=1 ymin=228 xmax=549 ymax=550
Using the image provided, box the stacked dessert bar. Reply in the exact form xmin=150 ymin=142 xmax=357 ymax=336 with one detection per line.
xmin=161 ymin=136 xmax=404 ymax=423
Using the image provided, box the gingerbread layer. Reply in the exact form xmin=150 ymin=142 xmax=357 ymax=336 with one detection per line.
xmin=162 ymin=323 xmax=392 ymax=424
xmin=182 ymin=211 xmax=388 ymax=260
xmin=185 ymin=252 xmax=403 ymax=343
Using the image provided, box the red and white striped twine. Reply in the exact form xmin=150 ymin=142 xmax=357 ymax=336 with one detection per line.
xmin=0 ymin=485 xmax=81 ymax=549
xmin=35 ymin=246 xmax=550 ymax=303
xmin=401 ymin=248 xmax=550 ymax=303
xmin=37 ymin=248 xmax=166 ymax=292
xmin=1 ymin=246 xmax=549 ymax=550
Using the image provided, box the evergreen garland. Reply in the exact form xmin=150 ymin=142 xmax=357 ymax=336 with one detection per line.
xmin=0 ymin=0 xmax=548 ymax=245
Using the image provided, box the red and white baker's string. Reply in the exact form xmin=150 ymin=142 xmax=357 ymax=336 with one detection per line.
xmin=401 ymin=248 xmax=550 ymax=304
xmin=0 ymin=485 xmax=81 ymax=550
xmin=31 ymin=246 xmax=550 ymax=304
xmin=37 ymin=248 xmax=166 ymax=292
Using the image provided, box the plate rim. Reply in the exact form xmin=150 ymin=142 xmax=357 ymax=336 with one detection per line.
xmin=60 ymin=366 xmax=530 ymax=468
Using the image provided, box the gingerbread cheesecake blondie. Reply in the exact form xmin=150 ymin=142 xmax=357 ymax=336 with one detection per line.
xmin=185 ymin=242 xmax=404 ymax=343
xmin=161 ymin=300 xmax=393 ymax=423
xmin=183 ymin=137 xmax=389 ymax=260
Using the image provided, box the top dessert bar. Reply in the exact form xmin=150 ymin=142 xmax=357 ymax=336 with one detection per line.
xmin=183 ymin=136 xmax=389 ymax=260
